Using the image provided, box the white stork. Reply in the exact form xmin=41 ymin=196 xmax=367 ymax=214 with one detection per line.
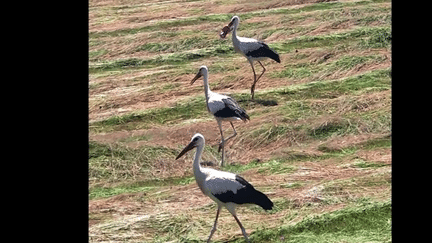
xmin=220 ymin=15 xmax=281 ymax=100
xmin=176 ymin=133 xmax=273 ymax=243
xmin=191 ymin=65 xmax=249 ymax=166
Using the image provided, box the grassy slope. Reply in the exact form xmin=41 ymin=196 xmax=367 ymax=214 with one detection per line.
xmin=89 ymin=0 xmax=391 ymax=242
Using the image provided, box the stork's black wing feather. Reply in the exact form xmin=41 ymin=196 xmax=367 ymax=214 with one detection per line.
xmin=245 ymin=42 xmax=280 ymax=63
xmin=212 ymin=175 xmax=273 ymax=210
xmin=213 ymin=97 xmax=249 ymax=121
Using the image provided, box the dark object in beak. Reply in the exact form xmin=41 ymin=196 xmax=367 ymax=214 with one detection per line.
xmin=175 ymin=140 xmax=197 ymax=160
xmin=220 ymin=19 xmax=234 ymax=39
xmin=191 ymin=71 xmax=202 ymax=85
xmin=227 ymin=20 xmax=234 ymax=29
xmin=219 ymin=25 xmax=231 ymax=39
xmin=219 ymin=19 xmax=234 ymax=39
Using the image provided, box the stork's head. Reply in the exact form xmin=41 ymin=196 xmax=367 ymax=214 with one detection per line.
xmin=175 ymin=133 xmax=205 ymax=160
xmin=220 ymin=16 xmax=239 ymax=39
xmin=190 ymin=65 xmax=208 ymax=85
xmin=229 ymin=16 xmax=240 ymax=29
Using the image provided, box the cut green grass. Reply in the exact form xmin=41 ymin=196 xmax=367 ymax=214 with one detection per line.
xmin=272 ymin=26 xmax=391 ymax=54
xmin=90 ymin=68 xmax=390 ymax=134
xmin=89 ymin=43 xmax=234 ymax=73
xmin=90 ymin=95 xmax=209 ymax=133
xmin=89 ymin=0 xmax=390 ymax=39
xmin=90 ymin=184 xmax=154 ymax=200
xmin=266 ymin=68 xmax=391 ymax=100
xmin=89 ymin=13 xmax=232 ymax=38
xmin=272 ymin=53 xmax=388 ymax=82
xmin=90 ymin=26 xmax=390 ymax=74
xmin=89 ymin=176 xmax=195 ymax=200
xmin=225 ymin=135 xmax=389 ymax=176
xmin=244 ymin=123 xmax=305 ymax=148
xmin=317 ymin=134 xmax=391 ymax=153
xmin=89 ymin=1 xmax=391 ymax=242
xmin=352 ymin=159 xmax=389 ymax=168
xmin=90 ymin=139 xmax=373 ymax=200
xmin=321 ymin=171 xmax=391 ymax=201
xmin=134 ymin=36 xmax=222 ymax=54
xmin=238 ymin=200 xmax=391 ymax=243
xmin=224 ymin=158 xmax=298 ymax=175
xmin=89 ymin=141 xmax=178 ymax=182
xmin=308 ymin=119 xmax=350 ymax=138
xmin=360 ymin=135 xmax=391 ymax=149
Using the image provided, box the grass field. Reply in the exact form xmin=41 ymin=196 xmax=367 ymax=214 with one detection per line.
xmin=89 ymin=0 xmax=391 ymax=242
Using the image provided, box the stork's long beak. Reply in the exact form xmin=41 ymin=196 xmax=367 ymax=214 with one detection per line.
xmin=191 ymin=72 xmax=202 ymax=85
xmin=175 ymin=140 xmax=197 ymax=160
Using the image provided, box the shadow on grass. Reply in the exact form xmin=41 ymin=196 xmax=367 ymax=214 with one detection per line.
xmin=237 ymin=98 xmax=278 ymax=106
xmin=253 ymin=99 xmax=278 ymax=106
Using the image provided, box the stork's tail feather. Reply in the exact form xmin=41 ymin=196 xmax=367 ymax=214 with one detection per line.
xmin=268 ymin=50 xmax=280 ymax=63
xmin=265 ymin=44 xmax=280 ymax=63
xmin=273 ymin=54 xmax=281 ymax=63
xmin=236 ymin=107 xmax=249 ymax=122
xmin=242 ymin=112 xmax=250 ymax=122
xmin=253 ymin=190 xmax=274 ymax=210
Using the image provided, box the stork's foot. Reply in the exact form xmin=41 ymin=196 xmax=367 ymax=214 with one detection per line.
xmin=241 ymin=228 xmax=251 ymax=243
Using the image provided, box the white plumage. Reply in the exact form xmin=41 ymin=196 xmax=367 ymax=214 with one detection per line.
xmin=207 ymin=92 xmax=229 ymax=115
xmin=191 ymin=66 xmax=249 ymax=166
xmin=204 ymin=171 xmax=241 ymax=195
xmin=221 ymin=15 xmax=281 ymax=100
xmin=176 ymin=133 xmax=273 ymax=243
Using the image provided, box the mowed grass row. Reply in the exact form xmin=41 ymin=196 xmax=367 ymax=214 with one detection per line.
xmin=89 ymin=133 xmax=390 ymax=200
xmin=89 ymin=0 xmax=390 ymax=69
xmin=90 ymin=199 xmax=390 ymax=242
xmin=90 ymin=68 xmax=390 ymax=133
xmin=241 ymin=200 xmax=391 ymax=243
xmin=90 ymin=132 xmax=390 ymax=242
xmin=89 ymin=26 xmax=390 ymax=73
xmin=89 ymin=0 xmax=389 ymax=42
xmin=89 ymin=0 xmax=391 ymax=125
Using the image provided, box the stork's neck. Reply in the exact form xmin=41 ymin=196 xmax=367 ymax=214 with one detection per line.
xmin=232 ymin=23 xmax=238 ymax=39
xmin=232 ymin=22 xmax=238 ymax=39
xmin=231 ymin=23 xmax=241 ymax=53
xmin=193 ymin=143 xmax=206 ymax=187
xmin=202 ymin=72 xmax=211 ymax=110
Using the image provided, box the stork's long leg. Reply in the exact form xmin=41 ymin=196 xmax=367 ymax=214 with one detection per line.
xmin=207 ymin=205 xmax=221 ymax=243
xmin=217 ymin=120 xmax=224 ymax=152
xmin=256 ymin=61 xmax=266 ymax=83
xmin=224 ymin=122 xmax=237 ymax=143
xmin=232 ymin=213 xmax=251 ymax=243
xmin=218 ymin=122 xmax=237 ymax=154
xmin=249 ymin=61 xmax=257 ymax=100
xmin=250 ymin=61 xmax=266 ymax=100
xmin=217 ymin=120 xmax=225 ymax=166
